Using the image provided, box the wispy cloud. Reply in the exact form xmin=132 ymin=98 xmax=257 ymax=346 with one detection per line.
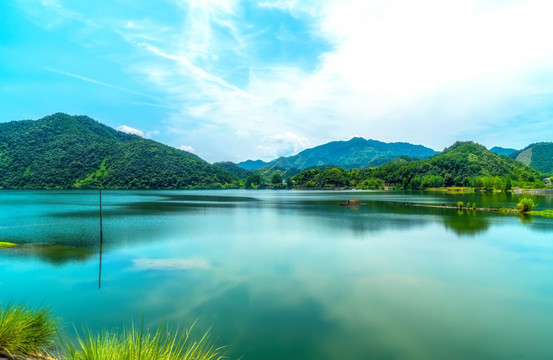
xmin=131 ymin=258 xmax=210 ymax=271
xmin=44 ymin=67 xmax=168 ymax=104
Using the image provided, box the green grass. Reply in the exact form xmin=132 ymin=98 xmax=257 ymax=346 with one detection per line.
xmin=527 ymin=210 xmax=553 ymax=218
xmin=426 ymin=187 xmax=475 ymax=193
xmin=0 ymin=242 xmax=17 ymax=249
xmin=0 ymin=302 xmax=59 ymax=357
xmin=62 ymin=321 xmax=228 ymax=360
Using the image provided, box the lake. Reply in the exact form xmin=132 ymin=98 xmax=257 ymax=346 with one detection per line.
xmin=1 ymin=190 xmax=553 ymax=359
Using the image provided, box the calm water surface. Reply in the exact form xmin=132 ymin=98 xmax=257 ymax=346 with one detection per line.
xmin=1 ymin=190 xmax=553 ymax=359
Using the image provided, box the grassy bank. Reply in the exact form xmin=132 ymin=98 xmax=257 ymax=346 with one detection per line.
xmin=0 ymin=303 xmax=229 ymax=360
xmin=527 ymin=210 xmax=553 ymax=218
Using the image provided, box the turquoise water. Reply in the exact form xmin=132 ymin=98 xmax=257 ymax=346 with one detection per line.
xmin=1 ymin=190 xmax=553 ymax=359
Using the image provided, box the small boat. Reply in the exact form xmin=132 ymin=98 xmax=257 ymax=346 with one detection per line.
xmin=340 ymin=198 xmax=360 ymax=206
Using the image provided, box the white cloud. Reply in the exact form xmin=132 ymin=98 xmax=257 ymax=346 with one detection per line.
xmin=117 ymin=125 xmax=144 ymax=136
xmin=145 ymin=130 xmax=160 ymax=139
xmin=236 ymin=130 xmax=250 ymax=138
xmin=131 ymin=258 xmax=210 ymax=271
xmin=256 ymin=131 xmax=310 ymax=158
xmin=179 ymin=144 xmax=195 ymax=152
xmin=24 ymin=0 xmax=553 ymax=161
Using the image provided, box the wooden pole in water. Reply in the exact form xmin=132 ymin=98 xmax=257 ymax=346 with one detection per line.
xmin=98 ymin=188 xmax=103 ymax=290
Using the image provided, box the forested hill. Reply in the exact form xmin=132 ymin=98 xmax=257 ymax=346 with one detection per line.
xmin=293 ymin=141 xmax=544 ymax=189
xmin=510 ymin=142 xmax=553 ymax=175
xmin=239 ymin=137 xmax=437 ymax=171
xmin=0 ymin=113 xmax=238 ymax=189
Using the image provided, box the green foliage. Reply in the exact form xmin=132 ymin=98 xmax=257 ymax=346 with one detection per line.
xmin=213 ymin=161 xmax=252 ymax=181
xmin=0 ymin=114 xmax=237 ymax=189
xmin=517 ymin=198 xmax=538 ymax=213
xmin=472 ymin=203 xmax=477 ymax=210
xmin=0 ymin=242 xmax=17 ymax=249
xmin=271 ymin=172 xmax=283 ymax=185
xmin=245 ymin=174 xmax=262 ymax=189
xmin=457 ymin=201 xmax=464 ymax=209
xmin=0 ymin=302 xmax=58 ymax=357
xmin=511 ymin=142 xmax=553 ymax=174
xmin=285 ymin=177 xmax=293 ymax=189
xmin=62 ymin=321 xmax=227 ymax=360
xmin=292 ymin=141 xmax=544 ymax=190
xmin=527 ymin=210 xmax=553 ymax=218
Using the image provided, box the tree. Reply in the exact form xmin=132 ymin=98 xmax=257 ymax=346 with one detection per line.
xmin=285 ymin=177 xmax=293 ymax=189
xmin=245 ymin=174 xmax=262 ymax=189
xmin=271 ymin=173 xmax=282 ymax=185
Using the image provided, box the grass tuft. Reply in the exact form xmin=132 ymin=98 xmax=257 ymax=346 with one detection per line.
xmin=62 ymin=321 xmax=228 ymax=360
xmin=0 ymin=242 xmax=18 ymax=250
xmin=0 ymin=302 xmax=59 ymax=357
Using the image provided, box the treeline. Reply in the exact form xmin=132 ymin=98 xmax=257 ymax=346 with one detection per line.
xmin=291 ymin=142 xmax=547 ymax=190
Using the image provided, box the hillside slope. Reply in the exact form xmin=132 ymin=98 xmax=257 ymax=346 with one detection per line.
xmin=511 ymin=142 xmax=553 ymax=175
xmin=0 ymin=113 xmax=236 ymax=189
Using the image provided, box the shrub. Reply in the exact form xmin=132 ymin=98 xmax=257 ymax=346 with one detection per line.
xmin=0 ymin=302 xmax=58 ymax=357
xmin=517 ymin=198 xmax=538 ymax=213
xmin=457 ymin=201 xmax=464 ymax=209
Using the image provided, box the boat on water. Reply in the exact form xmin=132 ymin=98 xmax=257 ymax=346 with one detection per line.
xmin=340 ymin=198 xmax=360 ymax=206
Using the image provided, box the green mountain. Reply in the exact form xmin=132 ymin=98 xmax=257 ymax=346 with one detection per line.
xmin=237 ymin=159 xmax=268 ymax=170
xmin=489 ymin=146 xmax=516 ymax=156
xmin=239 ymin=137 xmax=437 ymax=171
xmin=0 ymin=113 xmax=237 ymax=189
xmin=511 ymin=142 xmax=553 ymax=175
xmin=293 ymin=141 xmax=544 ymax=189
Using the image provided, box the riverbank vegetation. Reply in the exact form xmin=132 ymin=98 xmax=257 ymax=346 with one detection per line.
xmin=0 ymin=242 xmax=17 ymax=250
xmin=0 ymin=302 xmax=228 ymax=360
xmin=0 ymin=303 xmax=58 ymax=358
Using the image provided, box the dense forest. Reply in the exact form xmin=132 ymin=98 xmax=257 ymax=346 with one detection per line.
xmin=291 ymin=142 xmax=546 ymax=190
xmin=0 ymin=113 xmax=238 ymax=189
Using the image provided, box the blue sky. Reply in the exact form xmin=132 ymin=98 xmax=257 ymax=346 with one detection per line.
xmin=2 ymin=0 xmax=553 ymax=162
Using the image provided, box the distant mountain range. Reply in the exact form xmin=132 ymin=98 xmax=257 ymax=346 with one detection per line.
xmin=238 ymin=137 xmax=438 ymax=171
xmin=0 ymin=113 xmax=237 ymax=189
xmin=0 ymin=113 xmax=550 ymax=190
xmin=489 ymin=146 xmax=517 ymax=157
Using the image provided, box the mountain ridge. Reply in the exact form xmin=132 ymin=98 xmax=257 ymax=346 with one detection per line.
xmin=292 ymin=141 xmax=545 ymax=189
xmin=238 ymin=137 xmax=438 ymax=171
